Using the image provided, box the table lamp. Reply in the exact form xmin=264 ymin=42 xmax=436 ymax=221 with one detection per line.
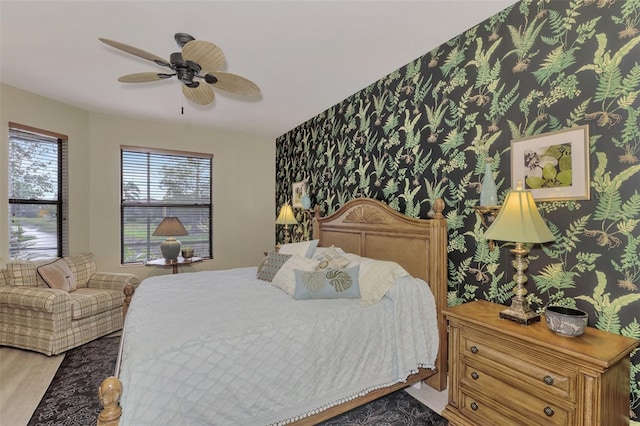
xmin=275 ymin=203 xmax=297 ymax=244
xmin=484 ymin=181 xmax=555 ymax=324
xmin=153 ymin=217 xmax=188 ymax=263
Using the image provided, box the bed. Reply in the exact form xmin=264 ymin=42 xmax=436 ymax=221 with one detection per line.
xmin=97 ymin=197 xmax=448 ymax=425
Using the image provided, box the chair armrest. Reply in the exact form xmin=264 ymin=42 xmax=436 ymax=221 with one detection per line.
xmin=0 ymin=286 xmax=70 ymax=314
xmin=87 ymin=272 xmax=140 ymax=292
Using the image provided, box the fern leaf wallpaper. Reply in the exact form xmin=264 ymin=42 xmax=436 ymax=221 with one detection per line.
xmin=276 ymin=0 xmax=640 ymax=418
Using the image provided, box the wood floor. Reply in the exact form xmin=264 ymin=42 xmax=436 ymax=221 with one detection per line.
xmin=0 ymin=346 xmax=63 ymax=426
xmin=407 ymin=380 xmax=448 ymax=414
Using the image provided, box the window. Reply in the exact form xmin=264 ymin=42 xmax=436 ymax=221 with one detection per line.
xmin=8 ymin=123 xmax=68 ymax=260
xmin=121 ymin=146 xmax=212 ymax=264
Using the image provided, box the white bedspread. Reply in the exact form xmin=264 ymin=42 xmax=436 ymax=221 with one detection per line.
xmin=118 ymin=266 xmax=438 ymax=425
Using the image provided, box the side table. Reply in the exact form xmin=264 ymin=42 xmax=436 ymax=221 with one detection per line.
xmin=144 ymin=257 xmax=203 ymax=274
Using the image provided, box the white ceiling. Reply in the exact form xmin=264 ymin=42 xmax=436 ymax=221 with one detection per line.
xmin=1 ymin=0 xmax=516 ymax=139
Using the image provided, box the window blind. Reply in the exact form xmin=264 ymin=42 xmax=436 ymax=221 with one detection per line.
xmin=121 ymin=146 xmax=213 ymax=263
xmin=8 ymin=124 xmax=68 ymax=260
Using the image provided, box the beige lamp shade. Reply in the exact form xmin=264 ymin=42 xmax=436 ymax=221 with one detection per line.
xmin=275 ymin=204 xmax=298 ymax=225
xmin=276 ymin=203 xmax=297 ymax=244
xmin=153 ymin=217 xmax=188 ymax=237
xmin=484 ymin=183 xmax=554 ymax=244
xmin=153 ymin=217 xmax=188 ymax=263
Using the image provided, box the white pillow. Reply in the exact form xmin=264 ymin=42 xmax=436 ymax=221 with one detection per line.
xmin=37 ymin=259 xmax=77 ymax=292
xmin=278 ymin=239 xmax=319 ymax=258
xmin=271 ymin=255 xmax=320 ymax=295
xmin=342 ymin=253 xmax=409 ymax=306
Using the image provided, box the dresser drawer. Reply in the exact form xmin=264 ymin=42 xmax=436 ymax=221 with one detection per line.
xmin=460 ymin=327 xmax=574 ymax=401
xmin=458 ymin=389 xmax=538 ymax=426
xmin=460 ymin=362 xmax=571 ymax=425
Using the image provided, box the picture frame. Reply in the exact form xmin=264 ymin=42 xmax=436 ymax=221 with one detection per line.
xmin=292 ymin=181 xmax=307 ymax=208
xmin=511 ymin=125 xmax=590 ymax=201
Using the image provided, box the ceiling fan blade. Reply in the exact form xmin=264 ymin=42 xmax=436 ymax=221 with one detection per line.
xmin=99 ymin=38 xmax=170 ymax=67
xmin=118 ymin=72 xmax=172 ymax=83
xmin=182 ymin=83 xmax=215 ymax=105
xmin=182 ymin=40 xmax=225 ymax=72
xmin=207 ymin=71 xmax=261 ymax=96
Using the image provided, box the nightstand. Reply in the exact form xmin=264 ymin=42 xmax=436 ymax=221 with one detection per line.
xmin=442 ymin=300 xmax=639 ymax=426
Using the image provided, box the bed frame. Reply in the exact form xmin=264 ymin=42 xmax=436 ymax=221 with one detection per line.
xmin=97 ymin=197 xmax=448 ymax=425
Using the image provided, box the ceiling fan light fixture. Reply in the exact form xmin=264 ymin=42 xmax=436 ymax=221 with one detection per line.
xmin=174 ymin=32 xmax=196 ymax=48
xmin=99 ymin=32 xmax=260 ymax=106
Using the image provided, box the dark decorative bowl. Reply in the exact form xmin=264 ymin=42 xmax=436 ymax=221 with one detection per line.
xmin=545 ymin=306 xmax=588 ymax=337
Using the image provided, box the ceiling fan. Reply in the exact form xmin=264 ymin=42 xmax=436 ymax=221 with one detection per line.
xmin=99 ymin=33 xmax=260 ymax=106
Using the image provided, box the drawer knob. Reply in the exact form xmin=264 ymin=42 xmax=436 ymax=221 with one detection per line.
xmin=470 ymin=346 xmax=479 ymax=354
xmin=544 ymin=407 xmax=555 ymax=417
xmin=471 ymin=402 xmax=479 ymax=411
xmin=471 ymin=372 xmax=479 ymax=380
xmin=543 ymin=375 xmax=554 ymax=385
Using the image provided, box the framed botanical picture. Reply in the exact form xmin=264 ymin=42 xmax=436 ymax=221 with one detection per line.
xmin=292 ymin=181 xmax=306 ymax=207
xmin=511 ymin=125 xmax=590 ymax=201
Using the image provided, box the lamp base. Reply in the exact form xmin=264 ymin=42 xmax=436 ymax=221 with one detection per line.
xmin=498 ymin=244 xmax=541 ymax=325
xmin=500 ymin=298 xmax=541 ymax=325
xmin=160 ymin=237 xmax=181 ymax=263
xmin=500 ymin=309 xmax=540 ymax=325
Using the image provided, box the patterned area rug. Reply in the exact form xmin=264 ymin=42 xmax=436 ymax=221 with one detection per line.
xmin=28 ymin=335 xmax=447 ymax=425
xmin=28 ymin=336 xmax=120 ymax=426
xmin=319 ymin=390 xmax=448 ymax=426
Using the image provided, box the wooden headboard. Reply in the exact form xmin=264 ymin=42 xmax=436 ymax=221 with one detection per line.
xmin=313 ymin=197 xmax=448 ymax=391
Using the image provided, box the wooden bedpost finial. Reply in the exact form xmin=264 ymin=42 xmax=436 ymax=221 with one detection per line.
xmin=123 ymin=284 xmax=136 ymax=318
xmin=98 ymin=376 xmax=123 ymax=425
xmin=432 ymin=198 xmax=445 ymax=219
xmin=312 ymin=205 xmax=322 ymax=240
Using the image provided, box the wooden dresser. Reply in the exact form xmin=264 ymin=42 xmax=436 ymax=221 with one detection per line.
xmin=442 ymin=300 xmax=639 ymax=426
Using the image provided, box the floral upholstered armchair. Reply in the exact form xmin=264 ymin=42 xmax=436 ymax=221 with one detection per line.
xmin=0 ymin=252 xmax=139 ymax=355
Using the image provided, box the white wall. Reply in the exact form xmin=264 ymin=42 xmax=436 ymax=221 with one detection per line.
xmin=1 ymin=83 xmax=276 ymax=279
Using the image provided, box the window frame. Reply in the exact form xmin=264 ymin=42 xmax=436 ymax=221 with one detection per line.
xmin=120 ymin=145 xmax=213 ymax=264
xmin=8 ymin=122 xmax=68 ymax=260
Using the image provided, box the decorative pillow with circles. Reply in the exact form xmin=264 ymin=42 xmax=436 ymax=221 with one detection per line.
xmin=313 ymin=246 xmax=350 ymax=270
xmin=312 ymin=246 xmax=345 ymax=258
